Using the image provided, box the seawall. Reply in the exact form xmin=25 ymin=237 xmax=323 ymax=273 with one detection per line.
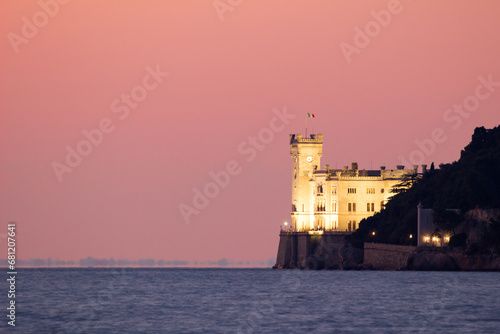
xmin=273 ymin=231 xmax=350 ymax=269
xmin=363 ymin=243 xmax=416 ymax=270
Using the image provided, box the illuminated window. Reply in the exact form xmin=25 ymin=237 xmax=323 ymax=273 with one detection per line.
xmin=348 ymin=188 xmax=356 ymax=194
xmin=367 ymin=188 xmax=375 ymax=194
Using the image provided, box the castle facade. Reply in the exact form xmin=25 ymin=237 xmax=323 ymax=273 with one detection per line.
xmin=289 ymin=133 xmax=418 ymax=232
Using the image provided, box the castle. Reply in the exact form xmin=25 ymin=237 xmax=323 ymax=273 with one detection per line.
xmin=289 ymin=133 xmax=419 ymax=232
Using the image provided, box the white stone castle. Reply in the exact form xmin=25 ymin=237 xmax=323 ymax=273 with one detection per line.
xmin=289 ymin=133 xmax=419 ymax=232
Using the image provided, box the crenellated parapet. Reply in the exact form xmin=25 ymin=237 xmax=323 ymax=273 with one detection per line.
xmin=289 ymin=133 xmax=323 ymax=145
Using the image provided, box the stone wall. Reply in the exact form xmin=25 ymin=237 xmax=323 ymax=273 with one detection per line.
xmin=273 ymin=232 xmax=348 ymax=269
xmin=363 ymin=243 xmax=416 ymax=270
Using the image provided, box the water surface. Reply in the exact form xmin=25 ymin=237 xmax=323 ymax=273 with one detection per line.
xmin=6 ymin=268 xmax=500 ymax=333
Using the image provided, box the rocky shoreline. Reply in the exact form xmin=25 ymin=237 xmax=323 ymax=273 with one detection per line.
xmin=406 ymin=247 xmax=500 ymax=271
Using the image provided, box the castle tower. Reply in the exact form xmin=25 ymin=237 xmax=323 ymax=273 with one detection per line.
xmin=290 ymin=134 xmax=323 ymax=231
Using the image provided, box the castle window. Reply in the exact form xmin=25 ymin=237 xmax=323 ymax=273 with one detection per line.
xmin=348 ymin=188 xmax=356 ymax=194
xmin=332 ymin=187 xmax=337 ymax=195
xmin=349 ymin=203 xmax=356 ymax=212
xmin=371 ymin=203 xmax=375 ymax=212
xmin=353 ymin=221 xmax=357 ymax=230
xmin=380 ymin=201 xmax=385 ymax=210
xmin=367 ymin=203 xmax=375 ymax=212
xmin=353 ymin=203 xmax=356 ymax=212
xmin=333 ymin=202 xmax=337 ymax=212
xmin=367 ymin=188 xmax=375 ymax=194
xmin=302 ymin=204 xmax=305 ymax=212
xmin=317 ymin=184 xmax=323 ymax=194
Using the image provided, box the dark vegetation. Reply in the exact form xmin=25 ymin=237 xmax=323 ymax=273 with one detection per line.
xmin=348 ymin=125 xmax=500 ymax=248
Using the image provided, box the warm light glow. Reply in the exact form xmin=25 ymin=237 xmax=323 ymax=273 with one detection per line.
xmin=424 ymin=236 xmax=430 ymax=242
xmin=409 ymin=234 xmax=413 ymax=239
xmin=372 ymin=232 xmax=376 ymax=236
xmin=284 ymin=222 xmax=288 ymax=226
xmin=308 ymin=231 xmax=324 ymax=235
xmin=444 ymin=236 xmax=450 ymax=242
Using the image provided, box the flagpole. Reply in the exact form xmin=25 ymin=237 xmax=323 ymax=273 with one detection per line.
xmin=305 ymin=115 xmax=308 ymax=138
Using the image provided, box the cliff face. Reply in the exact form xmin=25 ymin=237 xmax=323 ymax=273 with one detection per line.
xmin=338 ymin=243 xmax=364 ymax=270
xmin=407 ymin=248 xmax=500 ymax=271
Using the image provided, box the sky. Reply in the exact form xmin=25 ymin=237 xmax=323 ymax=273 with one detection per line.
xmin=1 ymin=0 xmax=499 ymax=264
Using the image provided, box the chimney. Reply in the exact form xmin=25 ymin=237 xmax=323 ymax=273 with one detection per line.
xmin=413 ymin=165 xmax=418 ymax=173
xmin=351 ymin=162 xmax=358 ymax=171
xmin=396 ymin=165 xmax=404 ymax=170
xmin=380 ymin=166 xmax=386 ymax=170
xmin=325 ymin=164 xmax=330 ymax=172
xmin=421 ymin=164 xmax=427 ymax=173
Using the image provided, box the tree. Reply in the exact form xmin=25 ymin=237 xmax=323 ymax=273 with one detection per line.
xmin=433 ymin=207 xmax=462 ymax=235
xmin=390 ymin=172 xmax=418 ymax=196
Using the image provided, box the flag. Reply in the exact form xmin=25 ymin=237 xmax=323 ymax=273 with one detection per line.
xmin=308 ymin=113 xmax=315 ymax=118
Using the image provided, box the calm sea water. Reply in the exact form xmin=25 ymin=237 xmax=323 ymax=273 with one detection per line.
xmin=4 ymin=268 xmax=500 ymax=333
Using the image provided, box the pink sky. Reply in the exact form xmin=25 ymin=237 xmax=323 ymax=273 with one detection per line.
xmin=1 ymin=0 xmax=499 ymax=263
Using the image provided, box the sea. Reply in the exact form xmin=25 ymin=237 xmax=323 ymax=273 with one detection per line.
xmin=4 ymin=268 xmax=500 ymax=333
